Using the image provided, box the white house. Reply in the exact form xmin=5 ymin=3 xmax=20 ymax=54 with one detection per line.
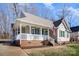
xmin=12 ymin=11 xmax=71 ymax=48
xmin=53 ymin=18 xmax=71 ymax=44
xmin=12 ymin=12 xmax=54 ymax=48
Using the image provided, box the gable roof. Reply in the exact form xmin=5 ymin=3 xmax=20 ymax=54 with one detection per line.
xmin=53 ymin=18 xmax=63 ymax=27
xmin=19 ymin=11 xmax=26 ymax=18
xmin=53 ymin=18 xmax=71 ymax=32
xmin=15 ymin=11 xmax=54 ymax=28
xmin=70 ymin=26 xmax=79 ymax=32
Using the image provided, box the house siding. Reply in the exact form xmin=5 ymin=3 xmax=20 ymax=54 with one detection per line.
xmin=70 ymin=32 xmax=79 ymax=41
xmin=57 ymin=23 xmax=70 ymax=43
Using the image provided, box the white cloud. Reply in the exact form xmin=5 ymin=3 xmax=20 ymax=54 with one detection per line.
xmin=65 ymin=7 xmax=79 ymax=27
xmin=68 ymin=7 xmax=79 ymax=17
xmin=18 ymin=3 xmax=26 ymax=6
xmin=43 ymin=3 xmax=55 ymax=9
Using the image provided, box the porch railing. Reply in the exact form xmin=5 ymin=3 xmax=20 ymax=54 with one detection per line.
xmin=15 ymin=33 xmax=55 ymax=45
xmin=16 ymin=33 xmax=48 ymax=41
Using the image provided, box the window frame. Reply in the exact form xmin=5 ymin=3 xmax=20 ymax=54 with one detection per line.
xmin=59 ymin=30 xmax=65 ymax=37
xmin=42 ymin=28 xmax=48 ymax=35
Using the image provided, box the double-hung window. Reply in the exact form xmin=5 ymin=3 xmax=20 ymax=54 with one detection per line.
xmin=59 ymin=30 xmax=65 ymax=37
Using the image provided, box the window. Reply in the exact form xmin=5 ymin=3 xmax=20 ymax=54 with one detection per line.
xmin=59 ymin=30 xmax=65 ymax=37
xmin=31 ymin=27 xmax=35 ymax=34
xmin=21 ymin=26 xmax=29 ymax=33
xmin=62 ymin=31 xmax=65 ymax=37
xmin=42 ymin=29 xmax=48 ymax=35
xmin=35 ymin=28 xmax=40 ymax=34
xmin=22 ymin=26 xmax=26 ymax=33
xmin=31 ymin=27 xmax=40 ymax=34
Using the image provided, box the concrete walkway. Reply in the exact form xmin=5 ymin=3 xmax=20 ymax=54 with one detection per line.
xmin=0 ymin=43 xmax=28 ymax=56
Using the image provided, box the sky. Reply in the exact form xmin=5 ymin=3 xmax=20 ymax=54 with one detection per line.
xmin=45 ymin=3 xmax=79 ymax=27
xmin=0 ymin=3 xmax=79 ymax=27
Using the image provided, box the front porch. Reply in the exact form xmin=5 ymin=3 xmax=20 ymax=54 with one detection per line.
xmin=12 ymin=14 xmax=54 ymax=48
xmin=15 ymin=22 xmax=50 ymax=40
xmin=13 ymin=23 xmax=54 ymax=48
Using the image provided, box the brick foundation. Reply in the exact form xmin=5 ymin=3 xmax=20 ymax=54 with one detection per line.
xmin=15 ymin=40 xmax=45 ymax=48
xmin=15 ymin=40 xmax=69 ymax=48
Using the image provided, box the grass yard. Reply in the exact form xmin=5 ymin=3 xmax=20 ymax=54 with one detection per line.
xmin=24 ymin=43 xmax=79 ymax=56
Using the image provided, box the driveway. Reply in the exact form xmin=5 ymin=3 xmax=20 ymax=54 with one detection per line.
xmin=0 ymin=43 xmax=28 ymax=56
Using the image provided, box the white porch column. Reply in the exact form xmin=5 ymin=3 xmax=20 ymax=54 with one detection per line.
xmin=29 ymin=25 xmax=31 ymax=40
xmin=19 ymin=23 xmax=22 ymax=45
xmin=20 ymin=23 xmax=22 ymax=34
xmin=40 ymin=27 xmax=43 ymax=40
xmin=29 ymin=25 xmax=31 ymax=34
xmin=16 ymin=27 xmax=18 ymax=35
xmin=48 ymin=28 xmax=49 ymax=39
xmin=40 ymin=27 xmax=42 ymax=35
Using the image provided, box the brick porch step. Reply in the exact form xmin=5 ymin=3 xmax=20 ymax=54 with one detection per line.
xmin=14 ymin=40 xmax=55 ymax=48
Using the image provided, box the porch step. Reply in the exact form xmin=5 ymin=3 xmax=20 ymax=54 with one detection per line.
xmin=20 ymin=40 xmax=43 ymax=48
xmin=48 ymin=37 xmax=55 ymax=46
xmin=49 ymin=41 xmax=54 ymax=46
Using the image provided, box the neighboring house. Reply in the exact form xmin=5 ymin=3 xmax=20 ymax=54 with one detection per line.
xmin=53 ymin=18 xmax=70 ymax=44
xmin=70 ymin=26 xmax=79 ymax=42
xmin=12 ymin=12 xmax=54 ymax=48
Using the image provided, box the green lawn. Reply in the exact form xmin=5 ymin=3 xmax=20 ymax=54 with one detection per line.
xmin=28 ymin=43 xmax=79 ymax=56
xmin=68 ymin=44 xmax=79 ymax=56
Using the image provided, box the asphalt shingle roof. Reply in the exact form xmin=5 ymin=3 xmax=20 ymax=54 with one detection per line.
xmin=70 ymin=26 xmax=79 ymax=32
xmin=53 ymin=18 xmax=63 ymax=27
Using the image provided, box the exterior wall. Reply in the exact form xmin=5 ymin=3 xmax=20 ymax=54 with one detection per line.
xmin=70 ymin=32 xmax=79 ymax=41
xmin=70 ymin=32 xmax=78 ymax=38
xmin=53 ymin=27 xmax=57 ymax=36
xmin=50 ymin=28 xmax=57 ymax=43
xmin=57 ymin=23 xmax=70 ymax=43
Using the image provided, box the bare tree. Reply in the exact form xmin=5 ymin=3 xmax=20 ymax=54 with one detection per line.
xmin=11 ymin=3 xmax=20 ymax=18
xmin=1 ymin=10 xmax=7 ymax=33
xmin=0 ymin=11 xmax=4 ymax=34
xmin=56 ymin=4 xmax=73 ymax=27
xmin=23 ymin=4 xmax=38 ymax=15
xmin=0 ymin=9 xmax=9 ymax=39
